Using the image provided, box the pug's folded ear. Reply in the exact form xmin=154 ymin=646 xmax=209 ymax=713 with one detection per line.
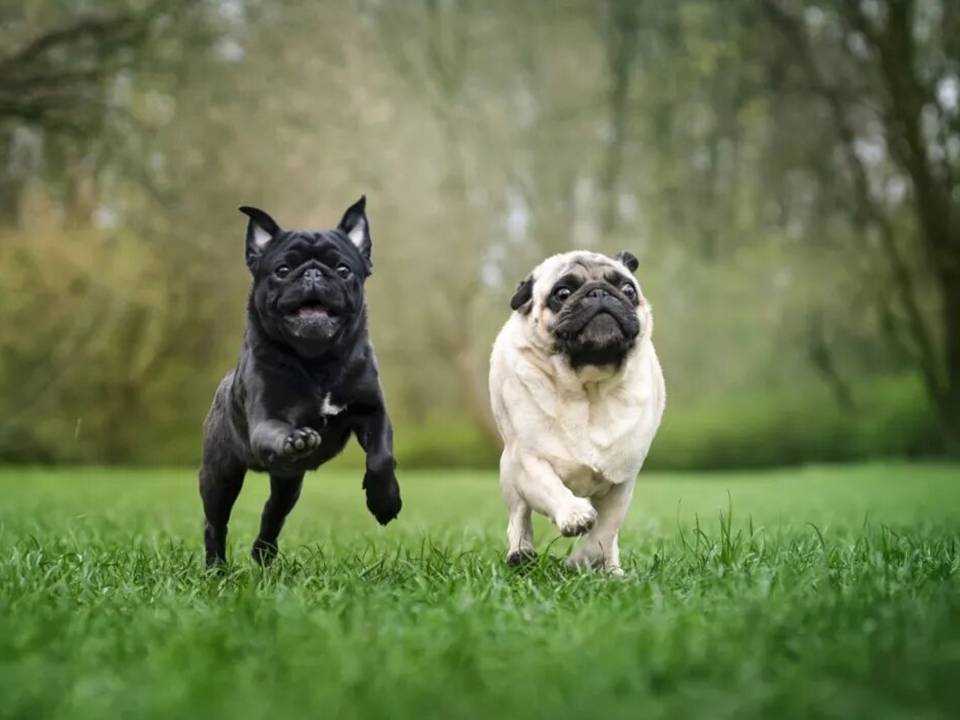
xmin=510 ymin=275 xmax=534 ymax=314
xmin=239 ymin=206 xmax=281 ymax=273
xmin=614 ymin=250 xmax=639 ymax=273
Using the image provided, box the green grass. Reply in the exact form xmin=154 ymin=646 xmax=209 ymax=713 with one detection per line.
xmin=1 ymin=464 xmax=959 ymax=720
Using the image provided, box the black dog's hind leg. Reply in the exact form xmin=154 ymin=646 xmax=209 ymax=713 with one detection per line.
xmin=200 ymin=460 xmax=246 ymax=569
xmin=252 ymin=474 xmax=304 ymax=565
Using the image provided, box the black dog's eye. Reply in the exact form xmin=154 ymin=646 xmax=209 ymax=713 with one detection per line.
xmin=274 ymin=265 xmax=291 ymax=279
xmin=554 ymin=287 xmax=572 ymax=302
xmin=621 ymin=282 xmax=637 ymax=301
xmin=336 ymin=264 xmax=352 ymax=279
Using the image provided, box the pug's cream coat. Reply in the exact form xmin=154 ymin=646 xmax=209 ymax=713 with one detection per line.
xmin=489 ymin=251 xmax=665 ymax=575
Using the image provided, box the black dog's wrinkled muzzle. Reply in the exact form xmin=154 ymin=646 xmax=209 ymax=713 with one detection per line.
xmin=266 ymin=263 xmax=357 ymax=346
xmin=275 ymin=264 xmax=348 ymax=318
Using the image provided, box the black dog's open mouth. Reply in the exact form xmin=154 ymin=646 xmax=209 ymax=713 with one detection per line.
xmin=282 ymin=302 xmax=343 ymax=341
xmin=291 ymin=303 xmax=337 ymax=320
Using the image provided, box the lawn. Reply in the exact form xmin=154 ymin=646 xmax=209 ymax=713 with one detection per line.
xmin=1 ymin=463 xmax=959 ymax=720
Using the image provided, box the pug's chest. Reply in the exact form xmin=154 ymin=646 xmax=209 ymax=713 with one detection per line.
xmin=547 ymin=393 xmax=651 ymax=489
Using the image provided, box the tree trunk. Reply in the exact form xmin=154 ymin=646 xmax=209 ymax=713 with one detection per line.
xmin=598 ymin=0 xmax=640 ymax=236
xmin=937 ymin=268 xmax=960 ymax=454
xmin=762 ymin=0 xmax=960 ymax=456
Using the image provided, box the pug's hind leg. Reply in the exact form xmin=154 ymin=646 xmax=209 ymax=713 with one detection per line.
xmin=252 ymin=473 xmax=304 ymax=565
xmin=566 ymin=479 xmax=635 ymax=576
xmin=200 ymin=459 xmax=246 ymax=569
xmin=500 ymin=454 xmax=535 ymax=565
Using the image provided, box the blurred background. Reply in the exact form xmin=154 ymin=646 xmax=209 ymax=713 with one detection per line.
xmin=0 ymin=0 xmax=957 ymax=470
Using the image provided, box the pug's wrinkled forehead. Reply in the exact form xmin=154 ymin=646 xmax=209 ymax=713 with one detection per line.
xmin=535 ymin=252 xmax=631 ymax=294
xmin=510 ymin=250 xmax=640 ymax=313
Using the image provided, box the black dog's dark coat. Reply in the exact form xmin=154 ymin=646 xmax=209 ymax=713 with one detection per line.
xmin=199 ymin=197 xmax=401 ymax=567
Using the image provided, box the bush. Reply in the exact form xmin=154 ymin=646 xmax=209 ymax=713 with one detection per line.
xmin=377 ymin=376 xmax=940 ymax=472
xmin=0 ymin=217 xmax=938 ymax=478
xmin=644 ymin=375 xmax=940 ymax=470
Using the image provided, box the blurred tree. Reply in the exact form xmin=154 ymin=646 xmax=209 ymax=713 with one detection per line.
xmin=759 ymin=0 xmax=960 ymax=451
xmin=0 ymin=0 xmax=220 ymax=461
xmin=0 ymin=0 xmax=949 ymax=467
xmin=598 ymin=0 xmax=641 ymax=236
xmin=0 ymin=0 xmax=199 ymax=226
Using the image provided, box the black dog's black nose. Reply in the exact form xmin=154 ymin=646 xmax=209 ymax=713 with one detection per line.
xmin=586 ymin=287 xmax=610 ymax=300
xmin=303 ymin=268 xmax=324 ymax=285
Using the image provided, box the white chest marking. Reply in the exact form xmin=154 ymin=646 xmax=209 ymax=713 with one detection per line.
xmin=320 ymin=393 xmax=345 ymax=417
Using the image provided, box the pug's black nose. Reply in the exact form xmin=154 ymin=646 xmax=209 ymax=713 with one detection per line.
xmin=586 ymin=287 xmax=609 ymax=300
xmin=303 ymin=268 xmax=324 ymax=285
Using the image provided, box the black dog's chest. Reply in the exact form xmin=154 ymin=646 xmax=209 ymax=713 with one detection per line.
xmin=270 ymin=392 xmax=352 ymax=472
xmin=289 ymin=389 xmax=349 ymax=430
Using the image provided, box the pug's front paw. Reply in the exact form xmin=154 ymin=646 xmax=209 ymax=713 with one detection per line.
xmin=555 ymin=500 xmax=597 ymax=537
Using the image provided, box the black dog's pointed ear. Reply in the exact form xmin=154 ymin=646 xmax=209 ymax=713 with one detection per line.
xmin=338 ymin=195 xmax=371 ymax=263
xmin=510 ymin=275 xmax=534 ymax=314
xmin=239 ymin=206 xmax=281 ymax=272
xmin=615 ymin=250 xmax=639 ymax=273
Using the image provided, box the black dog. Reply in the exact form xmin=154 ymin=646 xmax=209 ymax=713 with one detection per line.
xmin=199 ymin=197 xmax=401 ymax=568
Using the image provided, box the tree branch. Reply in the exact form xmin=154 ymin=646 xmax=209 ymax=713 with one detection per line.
xmin=0 ymin=1 xmax=194 ymax=133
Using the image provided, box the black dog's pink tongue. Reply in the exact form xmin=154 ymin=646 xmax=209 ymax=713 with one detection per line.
xmin=297 ymin=305 xmax=329 ymax=318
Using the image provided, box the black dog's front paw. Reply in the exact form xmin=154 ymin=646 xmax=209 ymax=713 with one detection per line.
xmin=364 ymin=473 xmax=401 ymax=526
xmin=259 ymin=427 xmax=321 ymax=470
xmin=283 ymin=427 xmax=321 ymax=456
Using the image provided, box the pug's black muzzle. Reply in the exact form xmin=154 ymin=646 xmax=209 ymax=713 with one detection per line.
xmin=555 ymin=283 xmax=640 ymax=339
xmin=553 ymin=282 xmax=640 ymax=368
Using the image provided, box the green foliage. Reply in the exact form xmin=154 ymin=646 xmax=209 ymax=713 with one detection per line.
xmin=1 ymin=0 xmax=956 ymax=468
xmin=360 ymin=376 xmax=940 ymax=471
xmin=393 ymin=418 xmax=500 ymax=469
xmin=1 ymin=464 xmax=959 ymax=719
xmin=646 ymin=376 xmax=941 ymax=470
xmin=0 ymin=224 xmax=169 ymax=463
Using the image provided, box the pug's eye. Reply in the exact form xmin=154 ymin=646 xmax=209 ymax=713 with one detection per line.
xmin=336 ymin=264 xmax=352 ymax=280
xmin=554 ymin=287 xmax=572 ymax=302
xmin=274 ymin=265 xmax=291 ymax=279
xmin=620 ymin=282 xmax=637 ymax=301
